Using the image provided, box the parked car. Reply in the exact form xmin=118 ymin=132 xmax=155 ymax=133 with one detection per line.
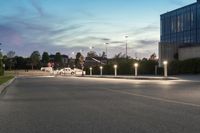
xmin=74 ymin=68 xmax=86 ymax=75
xmin=41 ymin=67 xmax=53 ymax=72
xmin=59 ymin=68 xmax=75 ymax=75
xmin=59 ymin=68 xmax=85 ymax=76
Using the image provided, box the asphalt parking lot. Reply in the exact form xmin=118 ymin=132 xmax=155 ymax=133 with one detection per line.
xmin=0 ymin=76 xmax=200 ymax=133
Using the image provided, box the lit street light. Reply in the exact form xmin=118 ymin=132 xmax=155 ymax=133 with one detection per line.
xmin=134 ymin=63 xmax=139 ymax=76
xmin=163 ymin=61 xmax=168 ymax=77
xmin=114 ymin=64 xmax=118 ymax=77
xmin=89 ymin=46 xmax=94 ymax=50
xmin=100 ymin=66 xmax=103 ymax=76
xmin=90 ymin=67 xmax=93 ymax=76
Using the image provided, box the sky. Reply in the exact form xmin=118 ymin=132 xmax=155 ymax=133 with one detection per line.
xmin=0 ymin=0 xmax=195 ymax=58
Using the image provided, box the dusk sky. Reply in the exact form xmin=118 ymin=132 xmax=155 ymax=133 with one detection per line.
xmin=0 ymin=0 xmax=194 ymax=58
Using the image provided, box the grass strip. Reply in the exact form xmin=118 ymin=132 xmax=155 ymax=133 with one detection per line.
xmin=0 ymin=76 xmax=14 ymax=85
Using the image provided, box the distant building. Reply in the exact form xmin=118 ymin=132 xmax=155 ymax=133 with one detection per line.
xmin=159 ymin=0 xmax=200 ymax=65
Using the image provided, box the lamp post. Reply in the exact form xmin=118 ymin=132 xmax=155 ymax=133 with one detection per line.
xmin=163 ymin=61 xmax=168 ymax=77
xmin=134 ymin=63 xmax=139 ymax=77
xmin=114 ymin=64 xmax=118 ymax=77
xmin=104 ymin=43 xmax=109 ymax=58
xmin=90 ymin=67 xmax=93 ymax=76
xmin=100 ymin=66 xmax=103 ymax=76
xmin=124 ymin=35 xmax=128 ymax=59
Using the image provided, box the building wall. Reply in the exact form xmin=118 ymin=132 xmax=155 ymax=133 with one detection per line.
xmin=159 ymin=43 xmax=179 ymax=66
xmin=179 ymin=46 xmax=200 ymax=60
xmin=159 ymin=1 xmax=200 ymax=65
xmin=160 ymin=3 xmax=200 ymax=44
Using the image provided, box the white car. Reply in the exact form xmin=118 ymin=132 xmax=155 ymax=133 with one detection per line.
xmin=41 ymin=67 xmax=53 ymax=72
xmin=59 ymin=68 xmax=86 ymax=76
xmin=59 ymin=68 xmax=75 ymax=75
xmin=74 ymin=68 xmax=86 ymax=75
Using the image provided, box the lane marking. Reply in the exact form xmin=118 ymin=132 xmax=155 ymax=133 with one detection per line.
xmin=107 ymin=89 xmax=200 ymax=108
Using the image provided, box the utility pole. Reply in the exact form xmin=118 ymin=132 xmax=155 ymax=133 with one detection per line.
xmin=124 ymin=35 xmax=128 ymax=59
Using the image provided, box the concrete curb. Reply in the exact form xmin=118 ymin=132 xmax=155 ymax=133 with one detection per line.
xmin=80 ymin=75 xmax=178 ymax=80
xmin=0 ymin=77 xmax=16 ymax=94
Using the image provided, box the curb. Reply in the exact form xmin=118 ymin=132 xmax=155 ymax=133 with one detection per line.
xmin=0 ymin=77 xmax=16 ymax=94
xmin=80 ymin=76 xmax=178 ymax=80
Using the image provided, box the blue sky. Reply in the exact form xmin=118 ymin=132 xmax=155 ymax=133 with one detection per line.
xmin=0 ymin=0 xmax=195 ymax=58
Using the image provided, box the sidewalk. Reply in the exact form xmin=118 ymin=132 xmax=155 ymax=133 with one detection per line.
xmin=175 ymin=75 xmax=200 ymax=82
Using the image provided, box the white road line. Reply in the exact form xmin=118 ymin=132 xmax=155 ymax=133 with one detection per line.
xmin=107 ymin=89 xmax=200 ymax=108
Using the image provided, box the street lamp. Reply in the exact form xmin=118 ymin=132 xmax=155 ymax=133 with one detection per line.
xmin=100 ymin=66 xmax=103 ymax=76
xmin=89 ymin=46 xmax=94 ymax=50
xmin=163 ymin=61 xmax=168 ymax=77
xmin=104 ymin=43 xmax=109 ymax=58
xmin=90 ymin=67 xmax=93 ymax=76
xmin=134 ymin=63 xmax=139 ymax=76
xmin=124 ymin=35 xmax=128 ymax=59
xmin=114 ymin=64 xmax=118 ymax=77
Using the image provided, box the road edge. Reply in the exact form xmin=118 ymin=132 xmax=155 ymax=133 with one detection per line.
xmin=80 ymin=75 xmax=178 ymax=80
xmin=0 ymin=77 xmax=16 ymax=94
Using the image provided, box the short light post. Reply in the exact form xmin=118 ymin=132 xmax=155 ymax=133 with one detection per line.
xmin=114 ymin=65 xmax=118 ymax=77
xmin=100 ymin=66 xmax=103 ymax=76
xmin=90 ymin=67 xmax=93 ymax=76
xmin=163 ymin=61 xmax=168 ymax=77
xmin=134 ymin=63 xmax=139 ymax=77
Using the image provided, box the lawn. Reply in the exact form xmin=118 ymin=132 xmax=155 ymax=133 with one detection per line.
xmin=0 ymin=76 xmax=14 ymax=85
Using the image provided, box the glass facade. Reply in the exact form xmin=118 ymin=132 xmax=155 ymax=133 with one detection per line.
xmin=161 ymin=2 xmax=200 ymax=45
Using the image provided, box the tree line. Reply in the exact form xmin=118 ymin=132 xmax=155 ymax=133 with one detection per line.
xmin=1 ymin=49 xmax=200 ymax=75
xmin=3 ymin=51 xmax=69 ymax=70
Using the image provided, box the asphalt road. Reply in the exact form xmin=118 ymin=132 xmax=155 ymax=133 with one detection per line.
xmin=0 ymin=77 xmax=200 ymax=133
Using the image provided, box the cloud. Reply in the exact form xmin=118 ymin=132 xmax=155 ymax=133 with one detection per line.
xmin=0 ymin=25 xmax=23 ymax=46
xmin=0 ymin=0 xmax=160 ymax=58
xmin=128 ymin=24 xmax=159 ymax=36
xmin=136 ymin=39 xmax=158 ymax=46
xmin=110 ymin=41 xmax=124 ymax=44
xmin=29 ymin=0 xmax=44 ymax=16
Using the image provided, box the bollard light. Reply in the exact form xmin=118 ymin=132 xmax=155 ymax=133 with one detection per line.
xmin=100 ymin=66 xmax=103 ymax=76
xmin=163 ymin=61 xmax=168 ymax=77
xmin=134 ymin=63 xmax=139 ymax=76
xmin=89 ymin=67 xmax=93 ymax=76
xmin=113 ymin=65 xmax=118 ymax=77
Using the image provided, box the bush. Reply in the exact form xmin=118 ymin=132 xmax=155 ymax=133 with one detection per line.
xmin=85 ymin=59 xmax=158 ymax=76
xmin=169 ymin=58 xmax=200 ymax=75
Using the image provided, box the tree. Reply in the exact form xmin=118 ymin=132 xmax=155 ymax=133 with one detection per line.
xmin=75 ymin=52 xmax=82 ymax=68
xmin=14 ymin=56 xmax=26 ymax=70
xmin=0 ymin=52 xmax=3 ymax=75
xmin=101 ymin=51 xmax=107 ymax=58
xmin=113 ymin=53 xmax=126 ymax=60
xmin=7 ymin=51 xmax=15 ymax=70
xmin=87 ymin=51 xmax=98 ymax=58
xmin=55 ymin=52 xmax=63 ymax=68
xmin=42 ymin=52 xmax=49 ymax=66
xmin=149 ymin=53 xmax=157 ymax=60
xmin=30 ymin=51 xmax=41 ymax=70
